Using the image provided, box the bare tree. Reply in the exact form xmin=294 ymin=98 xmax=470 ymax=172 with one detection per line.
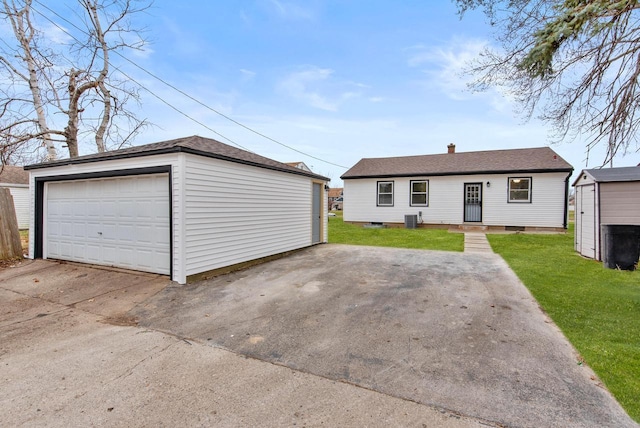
xmin=0 ymin=0 xmax=150 ymax=163
xmin=455 ymin=0 xmax=640 ymax=167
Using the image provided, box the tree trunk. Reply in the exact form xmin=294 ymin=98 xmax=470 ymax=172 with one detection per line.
xmin=6 ymin=0 xmax=57 ymax=160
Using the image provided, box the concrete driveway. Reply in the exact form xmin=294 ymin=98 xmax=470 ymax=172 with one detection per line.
xmin=0 ymin=246 xmax=636 ymax=427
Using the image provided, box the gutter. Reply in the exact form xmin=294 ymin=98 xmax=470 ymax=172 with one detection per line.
xmin=563 ymin=171 xmax=572 ymax=229
xmin=342 ymin=168 xmax=574 ymax=180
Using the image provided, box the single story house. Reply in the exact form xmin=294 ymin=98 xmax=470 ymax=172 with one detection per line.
xmin=285 ymin=161 xmax=313 ymax=172
xmin=341 ymin=144 xmax=573 ymax=231
xmin=328 ymin=187 xmax=343 ymax=210
xmin=573 ymin=166 xmax=640 ymax=260
xmin=0 ymin=165 xmax=30 ymax=229
xmin=25 ymin=135 xmax=329 ymax=284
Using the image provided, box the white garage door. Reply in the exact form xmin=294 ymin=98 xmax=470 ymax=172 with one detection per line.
xmin=45 ymin=174 xmax=170 ymax=274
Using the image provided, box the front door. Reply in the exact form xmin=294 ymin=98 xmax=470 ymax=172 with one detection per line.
xmin=464 ymin=183 xmax=482 ymax=222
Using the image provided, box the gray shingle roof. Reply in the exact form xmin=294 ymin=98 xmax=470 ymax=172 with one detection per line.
xmin=24 ymin=135 xmax=329 ymax=181
xmin=580 ymin=166 xmax=640 ymax=183
xmin=341 ymin=147 xmax=573 ymax=179
xmin=0 ymin=165 xmax=29 ymax=185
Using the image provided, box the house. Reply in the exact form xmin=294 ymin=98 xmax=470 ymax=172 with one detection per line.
xmin=341 ymin=144 xmax=573 ymax=231
xmin=285 ymin=161 xmax=313 ymax=172
xmin=573 ymin=166 xmax=640 ymax=261
xmin=328 ymin=187 xmax=343 ymax=210
xmin=25 ymin=136 xmax=329 ymax=284
xmin=0 ymin=165 xmax=30 ymax=229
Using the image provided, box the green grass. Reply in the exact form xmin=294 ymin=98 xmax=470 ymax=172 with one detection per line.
xmin=328 ymin=211 xmax=463 ymax=252
xmin=487 ymin=225 xmax=640 ymax=422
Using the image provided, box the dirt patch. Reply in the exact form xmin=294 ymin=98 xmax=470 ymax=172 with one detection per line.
xmin=102 ymin=314 xmax=140 ymax=327
xmin=0 ymin=256 xmax=26 ymax=271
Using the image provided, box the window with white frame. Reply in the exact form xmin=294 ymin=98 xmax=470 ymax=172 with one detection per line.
xmin=377 ymin=181 xmax=394 ymax=206
xmin=410 ymin=180 xmax=428 ymax=206
xmin=508 ymin=177 xmax=532 ymax=202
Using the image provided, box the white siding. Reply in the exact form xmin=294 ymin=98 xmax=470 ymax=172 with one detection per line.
xmin=28 ymin=154 xmax=184 ymax=283
xmin=344 ymin=172 xmax=568 ymax=228
xmin=0 ymin=185 xmax=29 ymax=229
xmin=28 ymin=152 xmax=326 ymax=284
xmin=183 ymin=155 xmax=323 ymax=277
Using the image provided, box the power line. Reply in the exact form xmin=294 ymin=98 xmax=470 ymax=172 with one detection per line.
xmin=31 ymin=0 xmax=349 ymax=169
xmin=30 ymin=3 xmax=251 ymax=152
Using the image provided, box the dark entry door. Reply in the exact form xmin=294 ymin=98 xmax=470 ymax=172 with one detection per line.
xmin=464 ymin=183 xmax=482 ymax=222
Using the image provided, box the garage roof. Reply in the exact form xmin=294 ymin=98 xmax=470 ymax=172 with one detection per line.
xmin=341 ymin=146 xmax=572 ymax=179
xmin=24 ymin=135 xmax=329 ymax=181
xmin=574 ymin=166 xmax=640 ymax=185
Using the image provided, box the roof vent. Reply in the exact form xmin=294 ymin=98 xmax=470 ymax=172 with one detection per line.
xmin=447 ymin=143 xmax=456 ymax=154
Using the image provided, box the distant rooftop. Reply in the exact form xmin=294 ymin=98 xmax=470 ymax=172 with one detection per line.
xmin=0 ymin=165 xmax=28 ymax=185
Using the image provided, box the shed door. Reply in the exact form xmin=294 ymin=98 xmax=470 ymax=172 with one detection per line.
xmin=312 ymin=182 xmax=321 ymax=244
xmin=45 ymin=174 xmax=170 ymax=274
xmin=464 ymin=183 xmax=482 ymax=222
xmin=577 ymin=184 xmax=596 ymax=259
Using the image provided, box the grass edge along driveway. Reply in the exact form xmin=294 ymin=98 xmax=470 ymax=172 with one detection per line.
xmin=486 ymin=227 xmax=639 ymax=423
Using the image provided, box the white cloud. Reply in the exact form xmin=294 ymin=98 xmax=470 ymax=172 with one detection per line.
xmin=278 ymin=66 xmax=361 ymax=111
xmin=267 ymin=0 xmax=315 ymax=20
xmin=240 ymin=69 xmax=257 ymax=81
xmin=407 ymin=37 xmax=489 ymax=100
xmin=42 ymin=23 xmax=73 ymax=45
xmin=405 ymin=37 xmax=524 ymax=118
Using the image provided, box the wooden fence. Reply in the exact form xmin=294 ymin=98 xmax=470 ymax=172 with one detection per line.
xmin=0 ymin=188 xmax=23 ymax=259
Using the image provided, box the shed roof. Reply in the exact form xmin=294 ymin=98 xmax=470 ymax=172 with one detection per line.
xmin=341 ymin=147 xmax=573 ymax=179
xmin=573 ymin=166 xmax=640 ymax=186
xmin=24 ymin=135 xmax=329 ymax=181
xmin=0 ymin=165 xmax=29 ymax=185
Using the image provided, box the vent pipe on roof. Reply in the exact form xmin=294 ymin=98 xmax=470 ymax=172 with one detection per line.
xmin=447 ymin=143 xmax=456 ymax=154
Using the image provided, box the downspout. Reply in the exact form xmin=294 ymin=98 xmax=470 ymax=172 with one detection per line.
xmin=596 ymin=182 xmax=601 ymax=260
xmin=563 ymin=172 xmax=571 ymax=229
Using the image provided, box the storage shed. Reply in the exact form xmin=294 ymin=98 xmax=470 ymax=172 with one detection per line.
xmin=573 ymin=166 xmax=640 ymax=260
xmin=25 ymin=136 xmax=329 ymax=284
xmin=0 ymin=165 xmax=30 ymax=229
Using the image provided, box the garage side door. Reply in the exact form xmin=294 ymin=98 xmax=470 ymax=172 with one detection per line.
xmin=45 ymin=174 xmax=170 ymax=274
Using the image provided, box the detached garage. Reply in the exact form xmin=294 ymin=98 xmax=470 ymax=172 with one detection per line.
xmin=573 ymin=166 xmax=640 ymax=261
xmin=26 ymin=136 xmax=329 ymax=284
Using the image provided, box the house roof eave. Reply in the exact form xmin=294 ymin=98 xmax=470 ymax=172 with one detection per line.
xmin=342 ymin=168 xmax=574 ymax=180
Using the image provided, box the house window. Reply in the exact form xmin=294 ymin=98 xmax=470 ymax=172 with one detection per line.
xmin=508 ymin=177 xmax=532 ymax=202
xmin=410 ymin=180 xmax=428 ymax=206
xmin=377 ymin=181 xmax=394 ymax=206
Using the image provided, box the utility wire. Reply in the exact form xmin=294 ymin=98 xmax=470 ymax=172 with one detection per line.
xmin=32 ymin=0 xmax=349 ymax=169
xmin=31 ymin=3 xmax=251 ymax=152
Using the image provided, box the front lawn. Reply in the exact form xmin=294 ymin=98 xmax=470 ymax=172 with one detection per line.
xmin=487 ymin=226 xmax=640 ymax=422
xmin=328 ymin=212 xmax=463 ymax=252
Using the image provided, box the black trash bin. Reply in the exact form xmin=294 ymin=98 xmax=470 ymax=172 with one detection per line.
xmin=601 ymin=224 xmax=640 ymax=271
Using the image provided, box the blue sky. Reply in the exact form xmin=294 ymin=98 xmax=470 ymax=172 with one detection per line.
xmin=39 ymin=1 xmax=640 ymax=184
